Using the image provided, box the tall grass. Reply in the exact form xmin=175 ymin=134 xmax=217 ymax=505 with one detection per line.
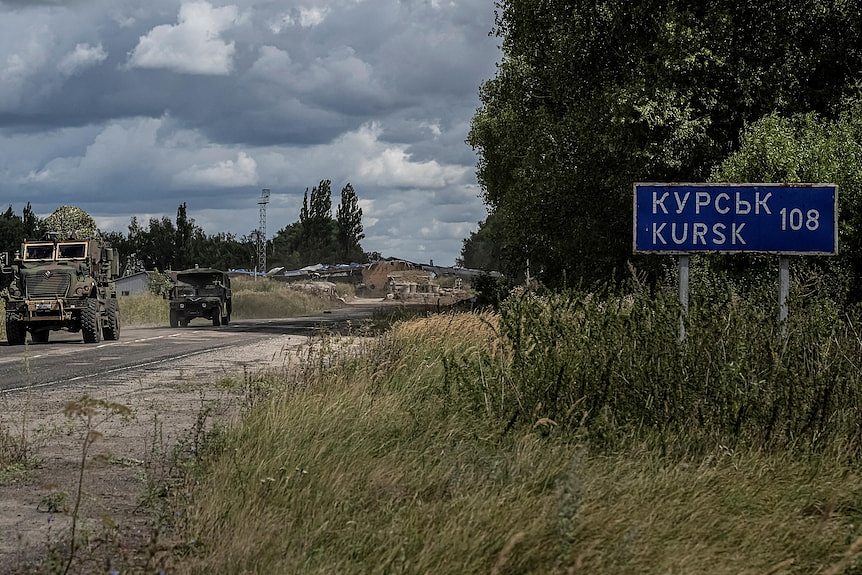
xmin=172 ymin=289 xmax=862 ymax=573
xmin=231 ymin=278 xmax=342 ymax=319
xmin=119 ymin=294 xmax=169 ymax=326
xmin=439 ymin=284 xmax=862 ymax=455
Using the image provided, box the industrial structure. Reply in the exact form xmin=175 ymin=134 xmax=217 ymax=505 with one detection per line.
xmin=257 ymin=188 xmax=270 ymax=277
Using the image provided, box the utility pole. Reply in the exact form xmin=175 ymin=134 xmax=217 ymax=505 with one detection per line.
xmin=257 ymin=188 xmax=270 ymax=279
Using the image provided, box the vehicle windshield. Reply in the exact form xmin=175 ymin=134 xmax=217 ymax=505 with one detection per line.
xmin=23 ymin=244 xmax=54 ymax=261
xmin=176 ymin=272 xmax=227 ymax=295
xmin=173 ymin=284 xmax=195 ymax=297
xmin=57 ymin=242 xmax=87 ymax=259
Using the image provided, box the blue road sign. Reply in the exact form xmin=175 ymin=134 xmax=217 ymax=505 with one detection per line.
xmin=633 ymin=183 xmax=837 ymax=254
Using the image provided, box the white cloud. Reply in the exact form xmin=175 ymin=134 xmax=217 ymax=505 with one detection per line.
xmin=349 ymin=124 xmax=469 ymax=188
xmin=358 ymin=198 xmax=377 ymax=227
xmin=298 ymin=7 xmax=329 ymax=27
xmin=269 ymin=6 xmax=329 ymax=33
xmin=420 ymin=121 xmax=443 ymax=139
xmin=127 ymin=1 xmax=239 ymax=75
xmin=58 ymin=43 xmax=108 ymax=76
xmin=175 ymin=151 xmax=258 ymax=187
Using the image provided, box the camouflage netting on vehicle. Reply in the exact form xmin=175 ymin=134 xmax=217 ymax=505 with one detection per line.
xmin=43 ymin=206 xmax=98 ymax=240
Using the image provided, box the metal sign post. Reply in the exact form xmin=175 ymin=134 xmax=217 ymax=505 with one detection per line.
xmin=778 ymin=256 xmax=789 ymax=337
xmin=678 ymin=255 xmax=689 ymax=343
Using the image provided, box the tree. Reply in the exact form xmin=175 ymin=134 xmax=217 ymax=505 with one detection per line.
xmin=458 ymin=212 xmax=502 ymax=271
xmin=298 ymin=179 xmax=338 ymax=264
xmin=271 ymin=222 xmax=306 ymax=270
xmin=102 ymin=231 xmax=133 ymax=274
xmin=336 ymin=182 xmax=365 ymax=262
xmin=271 ymin=179 xmax=369 ymax=268
xmin=469 ymin=1 xmax=862 ymax=286
xmin=22 ymin=203 xmax=40 ymax=240
xmin=174 ymin=202 xmax=197 ymax=270
xmin=0 ymin=206 xmax=23 ymax=257
xmin=712 ymin=102 xmax=862 ymax=302
xmin=135 ymin=217 xmax=177 ymax=271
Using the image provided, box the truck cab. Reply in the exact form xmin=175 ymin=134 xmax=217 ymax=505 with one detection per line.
xmin=1 ymin=238 xmax=120 ymax=344
xmin=168 ymin=268 xmax=232 ymax=327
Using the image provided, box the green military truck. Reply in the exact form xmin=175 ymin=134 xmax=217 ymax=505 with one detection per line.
xmin=168 ymin=268 xmax=232 ymax=327
xmin=1 ymin=237 xmax=121 ymax=344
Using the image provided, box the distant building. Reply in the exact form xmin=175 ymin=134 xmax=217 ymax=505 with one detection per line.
xmin=116 ymin=271 xmax=151 ymax=296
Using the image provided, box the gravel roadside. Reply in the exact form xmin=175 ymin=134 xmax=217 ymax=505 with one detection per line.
xmin=0 ymin=332 xmax=311 ymax=573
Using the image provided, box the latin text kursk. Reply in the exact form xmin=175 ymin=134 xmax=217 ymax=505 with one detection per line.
xmin=649 ymin=190 xmax=772 ymax=246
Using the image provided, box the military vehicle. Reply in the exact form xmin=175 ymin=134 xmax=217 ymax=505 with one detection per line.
xmin=168 ymin=268 xmax=232 ymax=327
xmin=1 ymin=236 xmax=121 ymax=344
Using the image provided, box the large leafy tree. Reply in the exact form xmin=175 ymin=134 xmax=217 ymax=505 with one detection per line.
xmin=470 ymin=0 xmax=862 ymax=285
xmin=712 ymin=102 xmax=862 ymax=302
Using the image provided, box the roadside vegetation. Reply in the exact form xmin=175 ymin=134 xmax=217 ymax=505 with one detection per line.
xmin=161 ymin=273 xmax=862 ymax=574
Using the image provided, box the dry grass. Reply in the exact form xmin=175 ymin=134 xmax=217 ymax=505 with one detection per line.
xmin=119 ymin=293 xmax=168 ymax=326
xmin=170 ymin=308 xmax=862 ymax=574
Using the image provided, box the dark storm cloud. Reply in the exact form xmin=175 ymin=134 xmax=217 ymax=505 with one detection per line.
xmin=0 ymin=0 xmax=500 ymax=265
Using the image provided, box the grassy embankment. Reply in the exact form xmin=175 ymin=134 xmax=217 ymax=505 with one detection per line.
xmin=168 ymin=280 xmax=862 ymax=574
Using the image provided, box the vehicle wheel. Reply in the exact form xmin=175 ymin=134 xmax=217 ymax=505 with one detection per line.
xmin=180 ymin=319 xmax=189 ymax=327
xmin=212 ymin=312 xmax=221 ymax=327
xmin=224 ymin=313 xmax=231 ymax=325
xmin=31 ymin=330 xmax=49 ymax=344
xmin=103 ymin=298 xmax=120 ymax=340
xmin=5 ymin=312 xmax=26 ymax=345
xmin=81 ymin=298 xmax=102 ymax=344
xmin=170 ymin=310 xmax=179 ymax=328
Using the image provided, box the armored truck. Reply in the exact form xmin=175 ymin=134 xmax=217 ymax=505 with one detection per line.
xmin=1 ymin=237 xmax=121 ymax=344
xmin=168 ymin=268 xmax=231 ymax=328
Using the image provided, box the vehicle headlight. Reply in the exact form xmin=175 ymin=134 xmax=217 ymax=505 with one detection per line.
xmin=179 ymin=303 xmax=185 ymax=309
xmin=201 ymin=302 xmax=207 ymax=308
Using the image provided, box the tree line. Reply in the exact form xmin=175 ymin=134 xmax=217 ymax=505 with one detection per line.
xmin=0 ymin=179 xmax=369 ymax=275
xmin=465 ymin=0 xmax=862 ymax=303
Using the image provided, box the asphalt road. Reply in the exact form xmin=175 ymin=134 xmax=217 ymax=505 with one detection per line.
xmin=0 ymin=302 xmax=394 ymax=394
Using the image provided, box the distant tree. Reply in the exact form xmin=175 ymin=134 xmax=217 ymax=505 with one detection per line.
xmin=0 ymin=206 xmax=23 ymax=257
xmin=271 ymin=179 xmax=369 ymax=268
xmin=271 ymin=222 xmax=306 ymax=270
xmin=297 ymin=180 xmax=339 ymax=263
xmin=174 ymin=202 xmax=197 ymax=270
xmin=22 ymin=203 xmax=41 ymax=240
xmin=336 ymin=183 xmax=366 ymax=262
xmin=137 ymin=217 xmax=177 ymax=271
xmin=458 ymin=212 xmax=502 ymax=271
xmin=102 ymin=231 xmax=133 ymax=274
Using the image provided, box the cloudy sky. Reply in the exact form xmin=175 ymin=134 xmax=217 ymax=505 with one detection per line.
xmin=0 ymin=0 xmax=499 ymax=265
